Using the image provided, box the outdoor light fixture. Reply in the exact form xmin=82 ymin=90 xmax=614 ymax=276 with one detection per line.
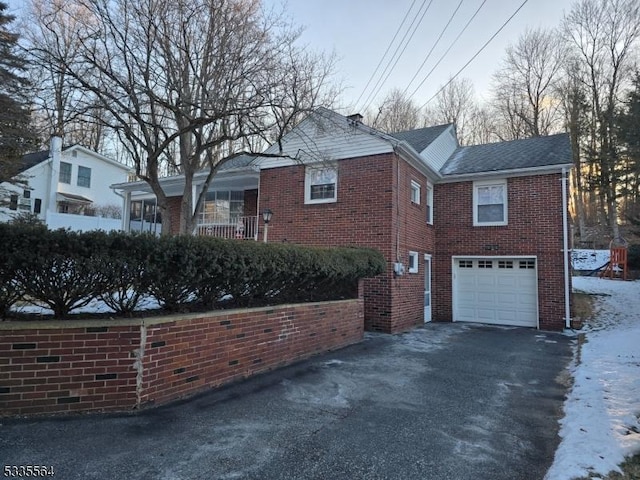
xmin=262 ymin=208 xmax=273 ymax=243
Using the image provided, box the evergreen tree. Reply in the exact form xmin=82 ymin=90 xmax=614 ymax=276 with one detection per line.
xmin=0 ymin=1 xmax=35 ymax=186
xmin=616 ymin=72 xmax=640 ymax=225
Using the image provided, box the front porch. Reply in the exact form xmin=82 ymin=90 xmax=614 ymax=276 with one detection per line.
xmin=111 ymin=155 xmax=263 ymax=238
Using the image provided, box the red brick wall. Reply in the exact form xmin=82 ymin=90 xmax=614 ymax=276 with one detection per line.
xmin=0 ymin=325 xmax=139 ymax=416
xmin=0 ymin=297 xmax=363 ymax=416
xmin=258 ymin=153 xmax=435 ymax=333
xmin=244 ymin=189 xmax=258 ymax=216
xmin=433 ymin=173 xmax=569 ymax=330
xmin=391 ymin=157 xmax=436 ymax=332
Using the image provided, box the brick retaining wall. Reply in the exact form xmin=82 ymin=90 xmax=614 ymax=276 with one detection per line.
xmin=0 ymin=296 xmax=363 ymax=416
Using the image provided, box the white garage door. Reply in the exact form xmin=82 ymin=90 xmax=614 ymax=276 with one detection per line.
xmin=453 ymin=257 xmax=538 ymax=328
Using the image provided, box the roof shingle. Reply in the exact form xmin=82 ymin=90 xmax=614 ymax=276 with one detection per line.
xmin=389 ymin=124 xmax=452 ymax=152
xmin=440 ymin=133 xmax=572 ymax=176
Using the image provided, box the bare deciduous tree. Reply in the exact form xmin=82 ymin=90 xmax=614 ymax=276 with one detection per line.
xmin=367 ymin=88 xmax=421 ymax=133
xmin=491 ymin=28 xmax=565 ymax=140
xmin=29 ymin=0 xmax=338 ymax=234
xmin=423 ymin=77 xmax=478 ymax=145
xmin=24 ymin=0 xmax=107 ymax=150
xmin=562 ymin=0 xmax=640 ymax=239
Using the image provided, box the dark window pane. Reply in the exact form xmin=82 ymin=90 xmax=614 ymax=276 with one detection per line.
xmin=59 ymin=162 xmax=72 ymax=184
xmin=477 ymin=204 xmax=504 ymax=222
xmin=34 ymin=198 xmax=42 ymax=214
xmin=310 ymin=184 xmax=335 ymax=200
xmin=77 ymin=166 xmax=91 ymax=188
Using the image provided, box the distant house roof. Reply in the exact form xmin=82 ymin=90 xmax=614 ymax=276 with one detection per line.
xmin=389 ymin=124 xmax=452 ymax=152
xmin=17 ymin=149 xmax=53 ymax=174
xmin=440 ymin=133 xmax=573 ymax=176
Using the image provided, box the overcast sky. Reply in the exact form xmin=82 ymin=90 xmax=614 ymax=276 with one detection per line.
xmin=268 ymin=0 xmax=575 ymax=113
xmin=6 ymin=0 xmax=576 ymax=114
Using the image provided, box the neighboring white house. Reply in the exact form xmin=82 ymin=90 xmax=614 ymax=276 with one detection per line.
xmin=0 ymin=137 xmax=131 ymax=231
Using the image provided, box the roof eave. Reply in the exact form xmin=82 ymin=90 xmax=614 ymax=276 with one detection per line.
xmin=395 ymin=142 xmax=442 ymax=180
xmin=110 ymin=165 xmax=259 ymax=192
xmin=438 ymin=163 xmax=574 ymax=183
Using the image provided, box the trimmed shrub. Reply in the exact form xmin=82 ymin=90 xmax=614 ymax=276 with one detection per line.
xmin=94 ymin=231 xmax=156 ymax=315
xmin=13 ymin=228 xmax=107 ymax=317
xmin=1 ymin=224 xmax=385 ymax=319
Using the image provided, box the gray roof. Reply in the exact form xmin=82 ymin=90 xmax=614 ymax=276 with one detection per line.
xmin=389 ymin=124 xmax=452 ymax=152
xmin=440 ymin=133 xmax=572 ymax=176
xmin=219 ymin=153 xmax=257 ymax=171
xmin=17 ymin=145 xmax=75 ymax=174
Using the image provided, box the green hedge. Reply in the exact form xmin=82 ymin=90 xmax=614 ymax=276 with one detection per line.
xmin=0 ymin=224 xmax=385 ymax=319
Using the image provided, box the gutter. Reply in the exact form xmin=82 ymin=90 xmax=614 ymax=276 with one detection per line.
xmin=562 ymin=167 xmax=571 ymax=329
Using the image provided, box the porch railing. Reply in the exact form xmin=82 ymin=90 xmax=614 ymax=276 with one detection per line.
xmin=196 ymin=215 xmax=258 ymax=240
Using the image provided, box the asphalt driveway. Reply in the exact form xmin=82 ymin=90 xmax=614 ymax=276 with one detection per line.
xmin=1 ymin=323 xmax=573 ymax=480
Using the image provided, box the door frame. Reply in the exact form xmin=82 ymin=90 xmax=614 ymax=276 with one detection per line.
xmin=424 ymin=254 xmax=432 ymax=323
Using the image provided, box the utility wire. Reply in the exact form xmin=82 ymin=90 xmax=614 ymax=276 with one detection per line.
xmin=406 ymin=0 xmax=487 ymax=100
xmin=353 ymin=0 xmax=419 ymax=110
xmin=401 ymin=0 xmax=466 ymax=98
xmin=359 ymin=0 xmax=434 ymax=114
xmin=419 ymin=0 xmax=529 ymax=110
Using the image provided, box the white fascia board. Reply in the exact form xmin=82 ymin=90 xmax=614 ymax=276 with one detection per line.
xmin=437 ymin=163 xmax=574 ymax=183
xmin=65 ymin=145 xmax=131 ymax=171
xmin=395 ymin=142 xmax=442 ymax=181
xmin=110 ymin=166 xmax=259 ymax=193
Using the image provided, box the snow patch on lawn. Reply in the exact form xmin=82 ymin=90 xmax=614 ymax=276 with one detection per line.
xmin=572 ymin=249 xmax=609 ymax=272
xmin=545 ymin=277 xmax=640 ymax=480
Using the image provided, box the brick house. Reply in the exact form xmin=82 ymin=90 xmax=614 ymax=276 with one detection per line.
xmin=112 ymin=107 xmax=573 ymax=333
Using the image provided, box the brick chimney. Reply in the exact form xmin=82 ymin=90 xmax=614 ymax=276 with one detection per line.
xmin=347 ymin=113 xmax=363 ymax=124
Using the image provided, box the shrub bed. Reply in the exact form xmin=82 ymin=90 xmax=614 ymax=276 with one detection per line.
xmin=0 ymin=223 xmax=385 ymax=319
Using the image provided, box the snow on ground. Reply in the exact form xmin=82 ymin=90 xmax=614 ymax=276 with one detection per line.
xmin=572 ymin=249 xmax=610 ymax=272
xmin=546 ymin=277 xmax=640 ymax=480
xmin=11 ymin=295 xmax=161 ymax=315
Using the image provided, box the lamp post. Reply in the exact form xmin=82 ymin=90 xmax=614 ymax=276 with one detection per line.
xmin=262 ymin=208 xmax=273 ymax=243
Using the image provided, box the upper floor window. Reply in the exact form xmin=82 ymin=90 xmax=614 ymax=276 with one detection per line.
xmin=59 ymin=161 xmax=72 ymax=184
xmin=473 ymin=179 xmax=507 ymax=226
xmin=410 ymin=180 xmax=421 ymax=204
xmin=77 ymin=166 xmax=91 ymax=188
xmin=426 ymin=185 xmax=433 ymax=224
xmin=305 ymin=165 xmax=337 ymax=204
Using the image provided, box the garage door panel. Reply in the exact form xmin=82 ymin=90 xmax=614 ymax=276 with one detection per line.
xmin=454 ymin=258 xmax=538 ymax=328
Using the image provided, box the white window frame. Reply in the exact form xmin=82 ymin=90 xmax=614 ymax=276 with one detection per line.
xmin=408 ymin=251 xmax=419 ymax=274
xmin=305 ymin=164 xmax=338 ymax=204
xmin=77 ymin=165 xmax=91 ymax=188
xmin=410 ymin=180 xmax=421 ymax=205
xmin=473 ymin=179 xmax=508 ymax=226
xmin=426 ymin=184 xmax=433 ymax=224
xmin=59 ymin=161 xmax=72 ymax=184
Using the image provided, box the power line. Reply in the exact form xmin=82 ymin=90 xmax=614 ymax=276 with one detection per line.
xmin=406 ymin=0 xmax=487 ymax=100
xmin=419 ymin=0 xmax=529 ymax=110
xmin=353 ymin=0 xmax=419 ymax=110
xmin=359 ymin=0 xmax=434 ymax=114
xmin=401 ymin=0 xmax=467 ymax=98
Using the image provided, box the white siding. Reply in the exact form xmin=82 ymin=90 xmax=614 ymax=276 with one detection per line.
xmin=420 ymin=125 xmax=458 ymax=172
xmin=0 ymin=161 xmax=51 ymax=222
xmin=56 ymin=148 xmax=128 ymax=209
xmin=259 ymin=112 xmax=393 ymax=169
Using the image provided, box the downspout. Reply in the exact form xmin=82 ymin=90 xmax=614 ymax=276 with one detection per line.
xmin=562 ymin=168 xmax=571 ymax=329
